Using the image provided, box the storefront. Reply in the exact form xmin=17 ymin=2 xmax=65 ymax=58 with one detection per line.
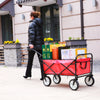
xmin=0 ymin=0 xmax=14 ymax=44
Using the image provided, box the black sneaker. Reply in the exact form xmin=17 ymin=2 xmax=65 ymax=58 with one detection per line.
xmin=23 ymin=76 xmax=31 ymax=79
xmin=40 ymin=78 xmax=43 ymax=80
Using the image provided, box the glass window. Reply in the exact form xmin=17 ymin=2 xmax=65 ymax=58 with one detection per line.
xmin=41 ymin=4 xmax=60 ymax=41
xmin=1 ymin=14 xmax=13 ymax=43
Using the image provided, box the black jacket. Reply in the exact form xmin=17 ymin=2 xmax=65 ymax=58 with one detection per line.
xmin=28 ymin=18 xmax=44 ymax=50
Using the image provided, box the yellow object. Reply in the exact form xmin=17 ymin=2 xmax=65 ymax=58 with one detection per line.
xmin=44 ymin=38 xmax=53 ymax=42
xmin=50 ymin=44 xmax=57 ymax=52
xmin=75 ymin=48 xmax=87 ymax=59
xmin=44 ymin=38 xmax=47 ymax=42
xmin=15 ymin=39 xmax=20 ymax=44
xmin=9 ymin=41 xmax=13 ymax=44
xmin=50 ymin=43 xmax=66 ymax=52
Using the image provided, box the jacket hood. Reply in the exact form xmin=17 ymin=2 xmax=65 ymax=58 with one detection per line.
xmin=29 ymin=18 xmax=42 ymax=26
xmin=35 ymin=18 xmax=42 ymax=25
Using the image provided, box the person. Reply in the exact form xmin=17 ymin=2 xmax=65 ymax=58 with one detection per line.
xmin=23 ymin=11 xmax=44 ymax=80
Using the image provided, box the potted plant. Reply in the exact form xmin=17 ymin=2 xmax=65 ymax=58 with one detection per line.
xmin=4 ymin=39 xmax=22 ymax=66
xmin=4 ymin=39 xmax=21 ymax=49
xmin=66 ymin=37 xmax=87 ymax=48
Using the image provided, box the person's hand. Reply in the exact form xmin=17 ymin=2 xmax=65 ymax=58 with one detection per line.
xmin=29 ymin=44 xmax=34 ymax=49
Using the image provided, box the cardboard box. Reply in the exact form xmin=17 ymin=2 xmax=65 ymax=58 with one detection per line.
xmin=42 ymin=45 xmax=47 ymax=52
xmin=61 ymin=48 xmax=87 ymax=59
xmin=46 ymin=45 xmax=50 ymax=52
xmin=61 ymin=49 xmax=75 ymax=59
xmin=75 ymin=48 xmax=87 ymax=58
xmin=50 ymin=44 xmax=66 ymax=52
xmin=42 ymin=52 xmax=47 ymax=59
xmin=46 ymin=52 xmax=52 ymax=59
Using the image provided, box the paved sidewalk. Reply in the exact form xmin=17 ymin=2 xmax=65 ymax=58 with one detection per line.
xmin=0 ymin=66 xmax=100 ymax=100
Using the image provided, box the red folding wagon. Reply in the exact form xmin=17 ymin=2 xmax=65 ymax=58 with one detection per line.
xmin=42 ymin=53 xmax=95 ymax=90
xmin=29 ymin=48 xmax=95 ymax=91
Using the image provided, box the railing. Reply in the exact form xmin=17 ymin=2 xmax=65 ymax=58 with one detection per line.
xmin=21 ymin=44 xmax=28 ymax=65
xmin=0 ymin=45 xmax=4 ymax=65
xmin=0 ymin=44 xmax=28 ymax=66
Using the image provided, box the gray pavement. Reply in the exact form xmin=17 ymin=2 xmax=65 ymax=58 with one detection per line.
xmin=0 ymin=65 xmax=100 ymax=100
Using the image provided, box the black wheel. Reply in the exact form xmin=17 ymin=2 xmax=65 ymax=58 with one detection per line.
xmin=53 ymin=75 xmax=61 ymax=84
xmin=69 ymin=79 xmax=79 ymax=91
xmin=85 ymin=76 xmax=95 ymax=86
xmin=43 ymin=76 xmax=51 ymax=86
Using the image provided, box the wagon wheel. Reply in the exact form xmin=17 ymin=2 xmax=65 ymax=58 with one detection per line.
xmin=53 ymin=75 xmax=61 ymax=84
xmin=43 ymin=76 xmax=51 ymax=86
xmin=69 ymin=79 xmax=79 ymax=91
xmin=85 ymin=76 xmax=95 ymax=86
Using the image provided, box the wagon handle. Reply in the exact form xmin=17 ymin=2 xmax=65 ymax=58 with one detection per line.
xmin=27 ymin=47 xmax=42 ymax=57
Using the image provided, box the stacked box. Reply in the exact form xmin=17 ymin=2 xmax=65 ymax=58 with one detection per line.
xmin=46 ymin=52 xmax=52 ymax=59
xmin=50 ymin=44 xmax=66 ymax=52
xmin=46 ymin=45 xmax=50 ymax=52
xmin=61 ymin=48 xmax=87 ymax=59
xmin=42 ymin=45 xmax=52 ymax=59
xmin=42 ymin=45 xmax=47 ymax=52
xmin=42 ymin=52 xmax=47 ymax=59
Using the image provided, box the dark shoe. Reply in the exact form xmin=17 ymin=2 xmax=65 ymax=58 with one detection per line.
xmin=40 ymin=78 xmax=43 ymax=80
xmin=23 ymin=76 xmax=31 ymax=79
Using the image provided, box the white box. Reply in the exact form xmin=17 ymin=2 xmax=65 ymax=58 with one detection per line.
xmin=61 ymin=49 xmax=76 ymax=59
xmin=61 ymin=48 xmax=87 ymax=59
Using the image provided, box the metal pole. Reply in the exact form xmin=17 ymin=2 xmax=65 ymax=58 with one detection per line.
xmin=80 ymin=0 xmax=84 ymax=39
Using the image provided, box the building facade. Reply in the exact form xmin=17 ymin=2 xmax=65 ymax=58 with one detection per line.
xmin=0 ymin=0 xmax=100 ymax=65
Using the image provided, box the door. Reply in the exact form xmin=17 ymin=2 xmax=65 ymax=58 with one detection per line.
xmin=41 ymin=4 xmax=60 ymax=41
xmin=1 ymin=14 xmax=13 ymax=43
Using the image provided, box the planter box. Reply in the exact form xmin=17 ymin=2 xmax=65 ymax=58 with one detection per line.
xmin=4 ymin=43 xmax=21 ymax=49
xmin=66 ymin=40 xmax=87 ymax=48
xmin=4 ymin=43 xmax=22 ymax=66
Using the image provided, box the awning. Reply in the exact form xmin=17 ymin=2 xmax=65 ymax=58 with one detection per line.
xmin=0 ymin=0 xmax=15 ymax=16
xmin=16 ymin=0 xmax=63 ymax=7
xmin=0 ymin=10 xmax=9 ymax=15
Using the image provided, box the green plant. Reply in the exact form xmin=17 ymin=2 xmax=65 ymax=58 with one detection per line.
xmin=69 ymin=37 xmax=72 ymax=40
xmin=73 ymin=38 xmax=75 ymax=40
xmin=77 ymin=37 xmax=80 ymax=40
xmin=81 ymin=37 xmax=84 ymax=40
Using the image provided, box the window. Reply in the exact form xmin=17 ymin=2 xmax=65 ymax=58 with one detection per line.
xmin=41 ymin=4 xmax=60 ymax=41
xmin=1 ymin=14 xmax=13 ymax=42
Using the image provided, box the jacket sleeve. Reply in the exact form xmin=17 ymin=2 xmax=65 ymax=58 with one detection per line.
xmin=28 ymin=22 xmax=36 ymax=45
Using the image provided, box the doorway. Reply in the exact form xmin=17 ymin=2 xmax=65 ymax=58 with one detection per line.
xmin=41 ymin=4 xmax=60 ymax=41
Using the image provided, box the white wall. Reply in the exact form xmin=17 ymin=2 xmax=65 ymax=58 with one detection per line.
xmin=14 ymin=0 xmax=33 ymax=44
